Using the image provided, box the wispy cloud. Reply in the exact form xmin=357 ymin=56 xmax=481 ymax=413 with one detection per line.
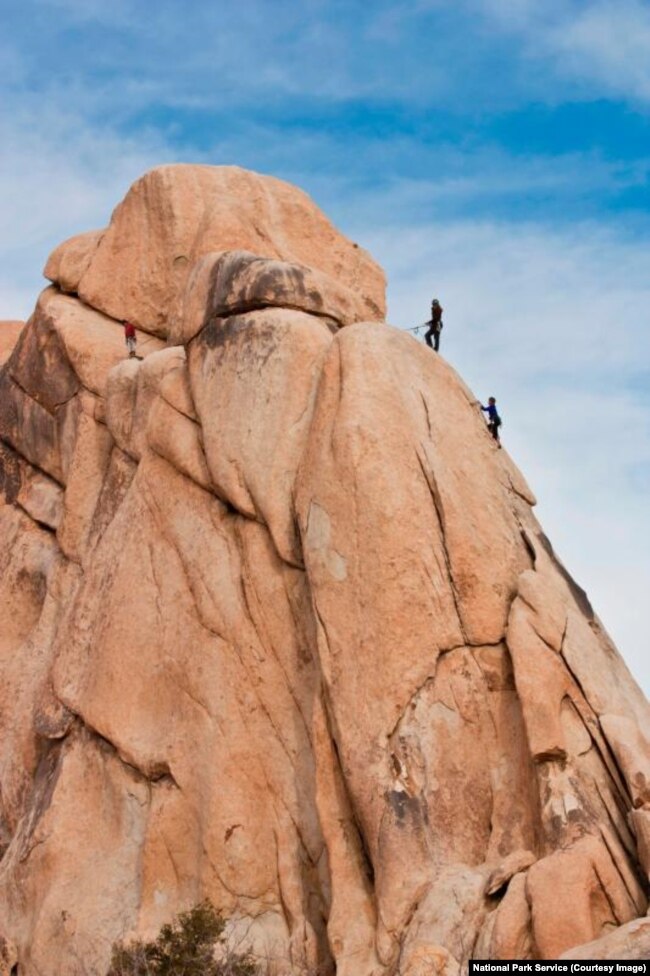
xmin=551 ymin=1 xmax=650 ymax=101
xmin=474 ymin=0 xmax=650 ymax=103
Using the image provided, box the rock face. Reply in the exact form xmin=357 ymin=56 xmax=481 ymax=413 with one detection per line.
xmin=0 ymin=321 xmax=24 ymax=366
xmin=44 ymin=165 xmax=385 ymax=339
xmin=1 ymin=164 xmax=649 ymax=974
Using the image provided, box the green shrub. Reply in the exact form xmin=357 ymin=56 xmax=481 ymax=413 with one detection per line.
xmin=108 ymin=901 xmax=259 ymax=976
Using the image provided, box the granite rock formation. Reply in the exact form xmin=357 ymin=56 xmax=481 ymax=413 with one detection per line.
xmin=0 ymin=165 xmax=649 ymax=975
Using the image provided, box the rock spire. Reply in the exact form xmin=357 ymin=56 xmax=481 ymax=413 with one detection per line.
xmin=0 ymin=165 xmax=648 ymax=974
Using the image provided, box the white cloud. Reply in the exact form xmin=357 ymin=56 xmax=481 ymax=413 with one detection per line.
xmin=549 ymin=1 xmax=650 ymax=100
xmin=474 ymin=0 xmax=650 ymax=103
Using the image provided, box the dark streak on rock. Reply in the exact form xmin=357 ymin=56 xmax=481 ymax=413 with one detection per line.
xmin=388 ymin=789 xmax=424 ymax=830
xmin=536 ymin=531 xmax=594 ymax=620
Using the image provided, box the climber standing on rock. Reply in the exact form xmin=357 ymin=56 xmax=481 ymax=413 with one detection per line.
xmin=123 ymin=320 xmax=137 ymax=359
xmin=425 ymin=299 xmax=443 ymax=352
xmin=481 ymin=397 xmax=502 ymax=447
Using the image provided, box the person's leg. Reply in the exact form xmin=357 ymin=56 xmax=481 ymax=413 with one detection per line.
xmin=434 ymin=329 xmax=440 ymax=352
xmin=424 ymin=327 xmax=433 ymax=349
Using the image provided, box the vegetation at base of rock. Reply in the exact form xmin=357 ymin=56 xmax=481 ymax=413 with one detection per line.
xmin=108 ymin=902 xmax=259 ymax=976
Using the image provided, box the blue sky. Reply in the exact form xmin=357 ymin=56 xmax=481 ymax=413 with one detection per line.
xmin=1 ymin=0 xmax=649 ymax=689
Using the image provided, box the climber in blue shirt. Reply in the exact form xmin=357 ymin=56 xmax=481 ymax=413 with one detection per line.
xmin=481 ymin=397 xmax=502 ymax=447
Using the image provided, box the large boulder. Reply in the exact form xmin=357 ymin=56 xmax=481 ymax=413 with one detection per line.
xmin=1 ymin=167 xmax=649 ymax=974
xmin=172 ymin=249 xmax=373 ymax=345
xmin=43 ymin=230 xmax=104 ymax=295
xmin=45 ymin=165 xmax=386 ymax=338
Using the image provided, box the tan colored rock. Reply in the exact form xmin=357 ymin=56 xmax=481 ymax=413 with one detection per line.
xmin=506 ymin=585 xmax=571 ymax=762
xmin=2 ymin=169 xmax=650 ymax=975
xmin=312 ymin=696 xmax=381 ymax=976
xmin=85 ymin=446 xmax=137 ymax=555
xmin=497 ymin=448 xmax=537 ymax=506
xmin=16 ymin=468 xmax=64 ymax=530
xmin=0 ymin=728 xmax=151 ymax=976
xmin=43 ymin=229 xmax=104 ymax=293
xmin=105 ymin=350 xmax=188 ymax=462
xmin=485 ymin=850 xmax=536 ymax=896
xmin=488 ymin=871 xmax=534 ymax=959
xmin=8 ymin=294 xmax=80 ymax=411
xmin=57 ymin=412 xmax=114 ymax=564
xmin=395 ymin=867 xmax=487 ymax=973
xmin=0 ymin=443 xmax=63 ymax=531
xmin=0 ymin=501 xmax=76 ymax=836
xmin=158 ymin=358 xmax=196 ymax=420
xmin=0 ymin=321 xmax=23 ymax=366
xmin=0 ymin=369 xmax=80 ymax=484
xmin=104 ymin=357 xmax=140 ymax=456
xmin=401 ymin=945 xmax=459 ymax=976
xmin=295 ymin=325 xmax=531 ymax=952
xmin=78 ymin=387 xmax=106 ymax=424
xmin=34 ymin=453 xmax=326 ymax=972
xmin=0 ymin=290 xmax=162 ymax=487
xmin=0 ymin=934 xmax=18 ymax=975
xmin=130 ymin=348 xmax=187 ymax=457
xmin=526 ymin=835 xmax=642 ymax=958
xmin=173 ymin=249 xmax=370 ymax=345
xmin=188 ymin=307 xmax=333 ymax=564
xmin=598 ymin=714 xmax=650 ymax=808
xmin=73 ymin=165 xmax=385 ymax=336
xmin=31 ymin=288 xmax=164 ymax=399
xmin=630 ymin=808 xmax=650 ymax=882
xmin=560 ymin=916 xmax=650 ymax=960
xmin=146 ymin=396 xmax=211 ymax=492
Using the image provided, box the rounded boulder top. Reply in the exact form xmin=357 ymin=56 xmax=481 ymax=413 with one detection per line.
xmin=44 ymin=164 xmax=386 ymax=338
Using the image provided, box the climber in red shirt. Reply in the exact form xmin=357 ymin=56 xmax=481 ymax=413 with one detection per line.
xmin=123 ymin=320 xmax=137 ymax=358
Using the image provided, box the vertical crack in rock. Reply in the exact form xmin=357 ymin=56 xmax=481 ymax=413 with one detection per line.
xmin=415 ymin=448 xmax=468 ymax=642
xmin=320 ymin=686 xmax=376 ymax=892
xmin=558 ymin=629 xmax=632 ymax=811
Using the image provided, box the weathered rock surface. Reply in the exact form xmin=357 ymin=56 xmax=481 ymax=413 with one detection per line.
xmin=45 ymin=165 xmax=386 ymax=339
xmin=0 ymin=321 xmax=23 ymax=366
xmin=44 ymin=229 xmax=104 ymax=294
xmin=172 ymin=249 xmax=372 ymax=345
xmin=1 ymin=165 xmax=649 ymax=974
xmin=560 ymin=916 xmax=650 ymax=960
